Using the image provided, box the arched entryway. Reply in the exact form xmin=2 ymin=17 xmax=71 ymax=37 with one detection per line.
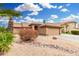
xmin=34 ymin=25 xmax=38 ymax=30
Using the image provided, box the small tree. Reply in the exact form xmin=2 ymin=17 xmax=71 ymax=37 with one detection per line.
xmin=0 ymin=9 xmax=21 ymax=32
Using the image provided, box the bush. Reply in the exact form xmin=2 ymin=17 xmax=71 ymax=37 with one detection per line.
xmin=64 ymin=31 xmax=71 ymax=34
xmin=0 ymin=32 xmax=13 ymax=54
xmin=19 ymin=29 xmax=38 ymax=42
xmin=71 ymin=30 xmax=79 ymax=35
xmin=0 ymin=27 xmax=9 ymax=32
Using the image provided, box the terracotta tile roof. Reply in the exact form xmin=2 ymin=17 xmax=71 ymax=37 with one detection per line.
xmin=40 ymin=23 xmax=61 ymax=28
xmin=13 ymin=23 xmax=30 ymax=28
xmin=13 ymin=20 xmax=76 ymax=28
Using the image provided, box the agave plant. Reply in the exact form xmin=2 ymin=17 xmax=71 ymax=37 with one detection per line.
xmin=0 ymin=32 xmax=13 ymax=54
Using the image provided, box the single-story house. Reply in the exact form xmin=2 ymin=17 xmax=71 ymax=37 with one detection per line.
xmin=38 ymin=23 xmax=62 ymax=35
xmin=60 ymin=21 xmax=76 ymax=33
xmin=29 ymin=23 xmax=62 ymax=35
xmin=13 ymin=20 xmax=76 ymax=35
xmin=13 ymin=22 xmax=62 ymax=35
xmin=29 ymin=23 xmax=41 ymax=30
xmin=13 ymin=22 xmax=31 ymax=34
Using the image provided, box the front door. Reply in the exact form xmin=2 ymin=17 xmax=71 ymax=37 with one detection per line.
xmin=34 ymin=26 xmax=38 ymax=30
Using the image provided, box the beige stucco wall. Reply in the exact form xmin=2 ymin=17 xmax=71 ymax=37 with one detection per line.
xmin=13 ymin=26 xmax=61 ymax=36
xmin=13 ymin=27 xmax=31 ymax=34
xmin=67 ymin=23 xmax=76 ymax=32
xmin=38 ymin=27 xmax=47 ymax=35
xmin=46 ymin=27 xmax=60 ymax=35
xmin=62 ymin=22 xmax=76 ymax=33
xmin=13 ymin=28 xmax=21 ymax=34
xmin=38 ymin=27 xmax=61 ymax=35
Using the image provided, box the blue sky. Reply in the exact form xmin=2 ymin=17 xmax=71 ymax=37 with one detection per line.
xmin=0 ymin=3 xmax=79 ymax=26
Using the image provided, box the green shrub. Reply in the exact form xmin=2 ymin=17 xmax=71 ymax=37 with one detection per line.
xmin=19 ymin=29 xmax=38 ymax=42
xmin=0 ymin=27 xmax=9 ymax=32
xmin=71 ymin=30 xmax=79 ymax=35
xmin=0 ymin=32 xmax=13 ymax=53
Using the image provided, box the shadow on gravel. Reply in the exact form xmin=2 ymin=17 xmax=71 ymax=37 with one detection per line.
xmin=15 ymin=40 xmax=77 ymax=54
xmin=31 ymin=42 xmax=77 ymax=54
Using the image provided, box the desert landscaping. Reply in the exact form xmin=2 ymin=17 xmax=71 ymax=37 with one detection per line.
xmin=4 ymin=34 xmax=79 ymax=56
xmin=0 ymin=3 xmax=79 ymax=56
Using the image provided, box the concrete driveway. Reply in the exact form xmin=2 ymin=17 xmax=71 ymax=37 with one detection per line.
xmin=57 ymin=34 xmax=79 ymax=42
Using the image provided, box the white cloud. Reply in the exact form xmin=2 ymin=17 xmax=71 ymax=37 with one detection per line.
xmin=52 ymin=5 xmax=57 ymax=9
xmin=40 ymin=3 xmax=57 ymax=9
xmin=47 ymin=20 xmax=54 ymax=23
xmin=20 ymin=20 xmax=25 ymax=22
xmin=60 ymin=8 xmax=69 ymax=12
xmin=66 ymin=4 xmax=71 ymax=6
xmin=58 ymin=6 xmax=63 ymax=9
xmin=0 ymin=17 xmax=9 ymax=22
xmin=61 ymin=17 xmax=74 ymax=22
xmin=13 ymin=20 xmax=17 ymax=23
xmin=51 ymin=15 xmax=58 ymax=19
xmin=40 ymin=3 xmax=52 ymax=9
xmin=0 ymin=17 xmax=9 ymax=27
xmin=61 ymin=14 xmax=79 ymax=22
xmin=0 ymin=20 xmax=8 ymax=22
xmin=45 ymin=14 xmax=58 ymax=23
xmin=24 ymin=16 xmax=43 ymax=23
xmin=28 ymin=11 xmax=38 ymax=16
xmin=19 ymin=16 xmax=23 ymax=18
xmin=15 ymin=3 xmax=43 ymax=16
xmin=70 ymin=14 xmax=79 ymax=19
xmin=24 ymin=16 xmax=31 ymax=20
xmin=15 ymin=3 xmax=42 ymax=12
xmin=13 ymin=19 xmax=26 ymax=23
xmin=77 ymin=13 xmax=79 ymax=15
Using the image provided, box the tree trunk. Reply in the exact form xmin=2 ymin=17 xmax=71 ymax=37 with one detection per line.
xmin=8 ymin=17 xmax=13 ymax=32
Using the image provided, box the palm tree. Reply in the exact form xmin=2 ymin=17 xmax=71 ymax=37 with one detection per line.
xmin=0 ymin=9 xmax=21 ymax=32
